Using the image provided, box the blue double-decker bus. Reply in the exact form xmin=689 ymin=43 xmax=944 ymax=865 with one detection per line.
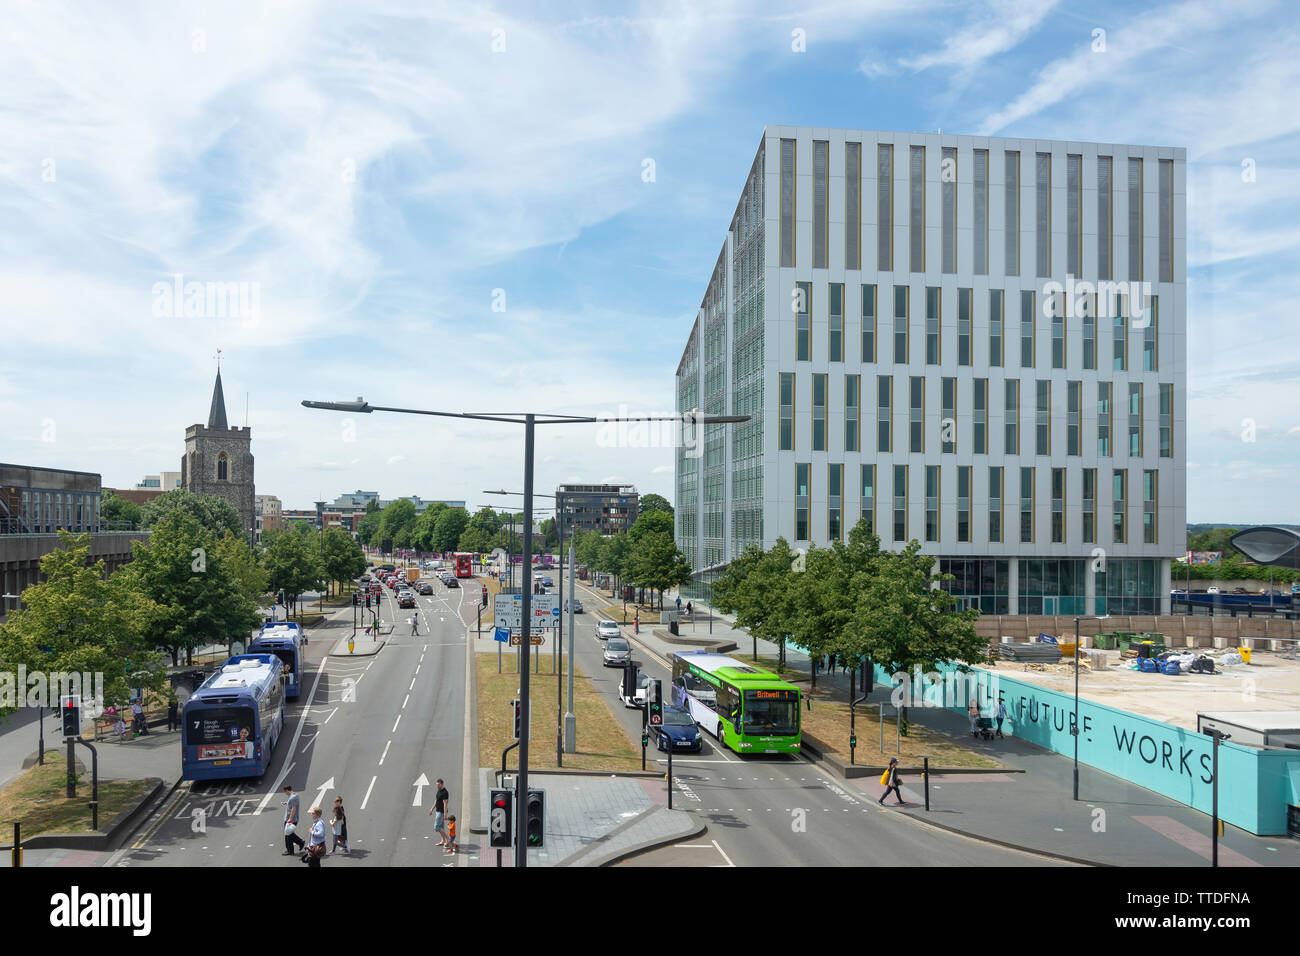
xmin=182 ymin=654 xmax=286 ymax=782
xmin=249 ymin=621 xmax=304 ymax=699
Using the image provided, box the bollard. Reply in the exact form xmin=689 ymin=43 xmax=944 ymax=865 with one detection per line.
xmin=923 ymin=757 xmax=930 ymax=811
xmin=10 ymin=822 xmax=20 ymax=868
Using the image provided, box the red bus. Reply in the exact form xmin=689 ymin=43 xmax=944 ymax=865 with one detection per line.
xmin=454 ymin=553 xmax=474 ymax=578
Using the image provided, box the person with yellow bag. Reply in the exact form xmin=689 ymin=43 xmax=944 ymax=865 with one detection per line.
xmin=878 ymin=757 xmax=905 ymax=806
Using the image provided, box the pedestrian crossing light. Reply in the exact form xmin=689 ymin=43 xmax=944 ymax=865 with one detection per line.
xmin=647 ymin=679 xmax=663 ymax=727
xmin=482 ymin=585 xmax=488 ymax=607
xmin=525 ymin=788 xmax=545 ymax=848
xmin=60 ymin=695 xmax=80 ymax=738
xmin=511 ymin=698 xmax=522 ymax=740
xmin=489 ymin=789 xmax=513 ymax=849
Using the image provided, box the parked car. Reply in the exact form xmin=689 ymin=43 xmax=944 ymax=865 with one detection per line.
xmin=650 ymin=704 xmax=703 ymax=753
xmin=602 ymin=636 xmax=631 ymax=667
xmin=596 ymin=620 xmax=620 ymax=641
xmin=1206 ymin=586 xmax=1221 ymax=594
xmin=566 ymin=599 xmax=584 ymax=614
xmin=618 ymin=672 xmax=650 ymax=708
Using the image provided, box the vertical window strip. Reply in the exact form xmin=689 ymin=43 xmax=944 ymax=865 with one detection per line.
xmin=893 ymin=464 xmax=908 ymax=543
xmin=957 ymin=465 xmax=971 ymax=543
xmin=942 ymin=146 xmax=957 ymax=274
xmin=813 ymin=140 xmax=828 ymax=269
xmin=910 ymin=145 xmax=926 ymax=272
xmin=1067 ymin=154 xmax=1082 ymax=277
xmin=1020 ymin=466 xmax=1035 ymax=543
xmin=989 ymin=289 xmax=1004 ymax=367
xmin=1143 ymin=469 xmax=1158 ymax=544
xmin=894 ymin=285 xmax=908 ymax=363
xmin=829 ymin=283 xmax=844 ymax=362
xmin=925 ymin=465 xmax=940 ymax=542
xmin=973 ymin=149 xmax=988 ymax=275
xmin=877 ymin=145 xmax=893 ymax=271
xmin=1021 ymin=290 xmax=1035 ymax=367
xmin=1159 ymin=383 xmax=1173 ymax=458
xmin=1005 ymin=379 xmax=1020 ymax=455
xmin=1052 ymin=292 xmax=1065 ymax=368
xmin=926 ymin=286 xmax=941 ymax=364
xmin=1098 ymin=381 xmax=1112 ymax=457
xmin=1128 ymin=382 xmax=1143 ymax=457
xmin=861 ymin=284 xmax=877 ymax=362
xmin=813 ymin=373 xmax=827 ymax=452
xmin=828 ymin=463 xmax=843 ymax=541
xmin=989 ymin=466 xmax=1003 ymax=543
xmin=1098 ymin=156 xmax=1113 ymax=280
xmin=878 ymin=375 xmax=892 ymax=452
xmin=1143 ymin=295 xmax=1158 ymax=371
xmin=779 ymin=372 xmax=795 ymax=450
xmin=909 ymin=375 xmax=925 ymax=453
xmin=1036 ymin=379 xmax=1051 ymax=456
xmin=845 ymin=374 xmax=860 ymax=452
xmin=861 ymin=464 xmax=875 ymax=535
xmin=1158 ymin=159 xmax=1173 ymax=283
xmin=1036 ymin=152 xmax=1051 ymax=277
xmin=780 ymin=139 xmax=795 ymax=267
xmin=1005 ymin=151 xmax=1020 ymax=276
xmin=973 ymin=378 xmax=988 ymax=454
xmin=1083 ymin=468 xmax=1096 ymax=543
xmin=1067 ymin=381 xmax=1081 ymax=456
xmin=846 ymin=143 xmax=861 ymax=270
xmin=1113 ymin=468 xmax=1127 ymax=544
xmin=1052 ymin=467 xmax=1066 ymax=543
xmin=958 ymin=288 xmax=972 ymax=366
xmin=1082 ymin=293 xmax=1097 ymax=370
xmin=1128 ymin=157 xmax=1143 ymax=281
xmin=941 ymin=377 xmax=956 ymax=453
xmin=796 ymin=462 xmax=810 ymax=541
xmin=796 ymin=281 xmax=811 ymax=361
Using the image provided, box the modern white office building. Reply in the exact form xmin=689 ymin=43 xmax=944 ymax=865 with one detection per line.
xmin=675 ymin=126 xmax=1185 ymax=616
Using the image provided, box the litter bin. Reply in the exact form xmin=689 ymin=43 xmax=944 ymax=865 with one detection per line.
xmin=1136 ymin=642 xmax=1153 ymax=659
xmin=1239 ymin=646 xmax=1252 ymax=664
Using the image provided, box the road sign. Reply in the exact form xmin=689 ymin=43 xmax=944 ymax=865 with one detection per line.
xmin=551 ymin=607 xmax=560 ymax=617
xmin=509 ymin=634 xmax=544 ymax=646
xmin=493 ymin=626 xmax=510 ymax=643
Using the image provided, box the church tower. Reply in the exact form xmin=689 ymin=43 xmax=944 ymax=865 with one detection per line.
xmin=181 ymin=368 xmax=255 ymax=535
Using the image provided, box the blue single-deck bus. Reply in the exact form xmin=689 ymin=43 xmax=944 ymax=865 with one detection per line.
xmin=249 ymin=622 xmax=303 ymax=699
xmin=182 ymin=654 xmax=286 ymax=782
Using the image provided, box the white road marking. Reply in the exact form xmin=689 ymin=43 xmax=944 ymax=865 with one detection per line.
xmin=299 ymin=734 xmax=317 ymax=754
xmin=409 ymin=678 xmax=416 ymax=691
xmin=360 ymin=775 xmax=377 ymax=810
xmin=402 ymin=693 xmax=410 ymax=709
xmin=254 ymin=655 xmax=330 ymax=815
xmin=711 ymin=839 xmax=735 ymax=867
xmin=415 ymin=665 xmax=421 ymax=675
xmin=392 ymin=715 xmax=401 ymax=734
xmin=379 ymin=740 xmax=391 ymax=765
xmin=323 ymin=707 xmax=338 ymax=725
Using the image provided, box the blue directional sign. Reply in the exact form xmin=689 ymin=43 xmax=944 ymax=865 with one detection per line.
xmin=551 ymin=607 xmax=561 ymax=617
xmin=494 ymin=626 xmax=510 ymax=643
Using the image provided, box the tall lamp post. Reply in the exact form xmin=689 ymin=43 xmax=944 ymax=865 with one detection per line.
xmin=305 ymin=397 xmax=748 ymax=867
xmin=1206 ymin=727 xmax=1231 ymax=867
xmin=1072 ymin=614 xmax=1108 ymax=800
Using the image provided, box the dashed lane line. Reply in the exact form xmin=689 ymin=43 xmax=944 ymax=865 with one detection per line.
xmin=360 ymin=775 xmax=377 ymax=810
xmin=379 ymin=740 xmax=391 ymax=766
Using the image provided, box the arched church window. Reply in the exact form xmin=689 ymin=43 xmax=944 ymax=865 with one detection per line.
xmin=217 ymin=452 xmax=229 ymax=481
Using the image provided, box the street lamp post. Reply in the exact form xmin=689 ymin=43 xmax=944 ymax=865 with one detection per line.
xmin=307 ymin=398 xmax=747 ymax=867
xmin=1073 ymin=614 xmax=1108 ymax=800
xmin=1207 ymin=728 xmax=1231 ymax=867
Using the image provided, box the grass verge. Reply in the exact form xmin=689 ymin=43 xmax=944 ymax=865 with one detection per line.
xmin=476 ymin=653 xmax=642 ymax=773
xmin=0 ymin=761 xmax=156 ymax=838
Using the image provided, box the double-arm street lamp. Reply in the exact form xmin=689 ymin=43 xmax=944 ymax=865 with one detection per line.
xmin=304 ymin=397 xmax=747 ymax=866
xmin=1072 ymin=614 xmax=1109 ymax=801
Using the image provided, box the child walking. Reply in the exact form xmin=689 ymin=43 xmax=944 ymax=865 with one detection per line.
xmin=445 ymin=815 xmax=458 ymax=854
xmin=330 ymin=803 xmax=349 ymax=855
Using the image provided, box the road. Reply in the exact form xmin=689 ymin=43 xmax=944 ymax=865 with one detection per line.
xmin=109 ymin=572 xmax=473 ymax=868
xmin=562 ymin=574 xmax=1065 ymax=868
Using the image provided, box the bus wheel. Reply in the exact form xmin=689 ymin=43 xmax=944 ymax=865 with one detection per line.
xmin=715 ymin=722 xmax=724 ymax=742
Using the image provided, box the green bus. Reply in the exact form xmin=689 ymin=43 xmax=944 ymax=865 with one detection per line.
xmin=669 ymin=651 xmax=801 ymax=755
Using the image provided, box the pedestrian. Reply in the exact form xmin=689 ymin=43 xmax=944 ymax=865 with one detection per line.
xmin=306 ymin=807 xmax=327 ymax=867
xmin=676 ymin=595 xmax=682 ymax=611
xmin=994 ymin=700 xmax=1007 ymax=739
xmin=330 ymin=803 xmax=348 ymax=855
xmin=878 ymin=757 xmax=905 ymax=805
xmin=968 ymin=697 xmax=980 ymax=737
xmin=131 ymin=698 xmax=149 ymax=736
xmin=113 ymin=716 xmax=128 ymax=743
xmin=634 ymin=613 xmax=640 ymax=635
xmin=282 ymin=785 xmax=305 ymax=856
xmin=427 ymin=777 xmax=451 ymax=846
xmin=166 ymin=697 xmax=179 ymax=732
xmin=332 ymin=796 xmax=349 ymax=853
xmin=445 ymin=815 xmax=457 ymax=855
xmin=686 ymin=601 xmax=692 ymax=617
xmin=826 ymin=653 xmax=835 ymax=675
xmin=410 ymin=615 xmax=419 ymax=636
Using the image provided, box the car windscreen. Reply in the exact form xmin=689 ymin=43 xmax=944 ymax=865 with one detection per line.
xmin=663 ymin=709 xmax=695 ymax=726
xmin=606 ymin=639 xmax=628 ymax=651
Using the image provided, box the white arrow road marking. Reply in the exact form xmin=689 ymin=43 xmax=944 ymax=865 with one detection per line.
xmin=360 ymin=775 xmax=377 ymax=810
xmin=413 ymin=772 xmax=429 ymax=807
xmin=313 ymin=777 xmax=335 ymax=812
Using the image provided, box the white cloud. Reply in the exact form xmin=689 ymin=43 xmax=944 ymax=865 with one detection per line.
xmin=900 ymin=0 xmax=1059 ymax=74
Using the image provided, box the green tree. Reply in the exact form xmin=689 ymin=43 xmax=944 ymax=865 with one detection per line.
xmin=0 ymin=533 xmax=163 ymax=717
xmin=638 ymin=493 xmax=673 ymax=521
xmin=262 ymin=528 xmax=325 ymax=620
xmin=140 ymin=488 xmax=244 ymax=538
xmin=377 ymin=499 xmax=418 ymax=552
xmin=629 ymin=509 xmax=673 ymax=542
xmin=712 ymin=539 xmax=800 ymax=663
xmin=100 ymin=492 xmax=142 ymax=529
xmin=213 ymin=530 xmax=269 ymax=605
xmin=433 ymin=508 xmax=469 ymax=553
xmin=124 ymin=513 xmax=262 ymax=665
xmin=319 ymin=527 xmax=366 ymax=595
xmin=412 ymin=503 xmax=450 ymax=553
xmin=1187 ymin=527 xmax=1242 ymax=560
xmin=624 ymin=530 xmax=692 ymax=610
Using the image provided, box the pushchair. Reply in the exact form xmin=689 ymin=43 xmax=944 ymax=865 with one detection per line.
xmin=975 ymin=716 xmax=997 ymax=740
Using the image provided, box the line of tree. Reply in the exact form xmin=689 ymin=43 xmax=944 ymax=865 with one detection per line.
xmin=566 ymin=508 xmax=690 ymax=610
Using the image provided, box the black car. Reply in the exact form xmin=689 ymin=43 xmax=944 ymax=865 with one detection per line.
xmin=445 ymin=577 xmax=459 ymax=588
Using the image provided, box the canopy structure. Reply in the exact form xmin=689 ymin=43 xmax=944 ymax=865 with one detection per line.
xmin=1229 ymin=527 xmax=1300 ymax=569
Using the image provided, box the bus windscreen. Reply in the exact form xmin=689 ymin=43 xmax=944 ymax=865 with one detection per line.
xmin=743 ymin=689 xmax=799 ymax=736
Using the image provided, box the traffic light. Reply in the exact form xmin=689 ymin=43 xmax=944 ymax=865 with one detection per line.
xmin=365 ymin=594 xmax=371 ymax=609
xmin=525 ymin=788 xmax=545 ymax=848
xmin=488 ymin=788 xmax=513 ymax=849
xmin=647 ymin=679 xmax=663 ymax=726
xmin=60 ymin=696 xmax=80 ymax=738
xmin=511 ymin=698 xmax=522 ymax=740
xmin=481 ymin=586 xmax=488 ymax=607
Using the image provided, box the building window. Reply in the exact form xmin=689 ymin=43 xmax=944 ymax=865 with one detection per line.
xmin=846 ymin=142 xmax=861 ymax=270
xmin=1143 ymin=295 xmax=1158 ymax=371
xmin=1067 ymin=381 xmax=1081 ymax=456
xmin=1112 ymin=469 xmax=1128 ymax=545
xmin=1128 ymin=382 xmax=1143 ymax=457
xmin=845 ymin=374 xmax=860 ymax=453
xmin=925 ymin=465 xmax=940 ymax=542
xmin=1051 ymin=468 xmax=1066 ymax=543
xmin=829 ymin=283 xmax=844 ymax=362
xmin=925 ymin=286 xmax=941 ymax=364
xmin=1159 ymin=383 xmax=1173 ymax=458
xmin=1128 ymin=157 xmax=1143 ymax=281
xmin=813 ymin=140 xmax=829 ymax=269
xmin=1067 ymin=153 xmax=1082 ymax=278
xmin=1082 ymin=468 xmax=1097 ymax=543
xmin=779 ymin=373 xmax=795 ymax=450
xmin=909 ymin=376 xmax=925 ymax=453
xmin=780 ymin=139 xmax=795 ymax=268
xmin=877 ymin=145 xmax=893 ymax=271
xmin=1051 ymin=292 xmax=1065 ymax=369
xmin=796 ymin=463 xmax=810 ymax=541
xmin=893 ymin=464 xmax=908 ymax=542
xmin=217 ymin=453 xmax=229 ymax=481
xmin=1036 ymin=152 xmax=1051 ymax=277
xmin=1020 ymin=290 xmax=1035 ymax=367
xmin=973 ymin=378 xmax=988 ymax=454
xmin=1159 ymin=159 xmax=1173 ymax=283
xmin=1004 ymin=379 xmax=1020 ymax=455
xmin=1098 ymin=156 xmax=1113 ymax=280
xmin=1036 ymin=379 xmax=1051 ymax=456
xmin=1113 ymin=298 xmax=1128 ymax=371
xmin=796 ymin=281 xmax=811 ymax=361
xmin=1020 ymin=467 xmax=1035 ymax=543
xmin=958 ymin=288 xmax=972 ymax=366
xmin=828 ymin=463 xmax=843 ymax=541
xmin=942 ymin=146 xmax=957 ymax=274
xmin=941 ymin=377 xmax=956 ymax=453
xmin=1005 ymin=151 xmax=1020 ymax=276
xmin=877 ymin=375 xmax=893 ymax=452
xmin=1098 ymin=382 xmax=1112 ymax=457
xmin=973 ymin=149 xmax=989 ymax=275
xmin=957 ymin=465 xmax=971 ymax=543
xmin=893 ymin=285 xmax=908 ymax=363
xmin=1082 ymin=293 xmax=1097 ymax=370
xmin=861 ymin=284 xmax=877 ymax=362
xmin=1143 ymin=470 xmax=1158 ymax=544
xmin=813 ymin=373 xmax=827 ymax=452
xmin=861 ymin=464 xmax=875 ymax=536
xmin=989 ymin=466 xmax=1004 ymax=543
xmin=909 ymin=146 xmax=925 ymax=272
xmin=989 ymin=289 xmax=1004 ymax=367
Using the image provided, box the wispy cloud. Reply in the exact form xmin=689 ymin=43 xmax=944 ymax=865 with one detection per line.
xmin=900 ymin=0 xmax=1059 ymax=74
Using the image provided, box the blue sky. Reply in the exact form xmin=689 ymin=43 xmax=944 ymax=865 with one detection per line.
xmin=0 ymin=0 xmax=1296 ymax=523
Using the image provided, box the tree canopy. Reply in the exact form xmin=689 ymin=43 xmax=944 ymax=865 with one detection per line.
xmin=140 ymin=488 xmax=244 ymax=538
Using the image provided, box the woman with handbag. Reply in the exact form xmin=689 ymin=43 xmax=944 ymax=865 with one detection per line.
xmin=306 ymin=807 xmax=327 ymax=867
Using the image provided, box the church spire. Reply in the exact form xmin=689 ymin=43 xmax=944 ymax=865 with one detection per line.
xmin=208 ymin=368 xmax=229 ymax=429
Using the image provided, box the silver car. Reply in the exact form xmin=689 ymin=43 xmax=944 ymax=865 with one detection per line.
xmin=596 ymin=620 xmax=620 ymax=641
xmin=602 ymin=637 xmax=631 ymax=667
